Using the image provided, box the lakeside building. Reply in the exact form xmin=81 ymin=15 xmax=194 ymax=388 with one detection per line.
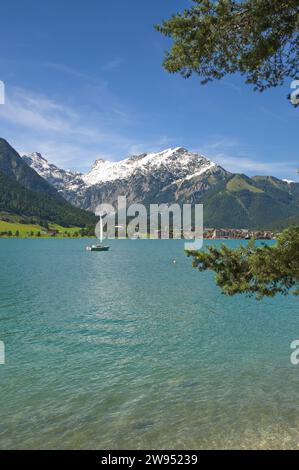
xmin=204 ymin=228 xmax=274 ymax=240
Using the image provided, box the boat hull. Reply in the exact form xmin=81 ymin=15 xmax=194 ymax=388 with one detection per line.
xmin=86 ymin=245 xmax=110 ymax=252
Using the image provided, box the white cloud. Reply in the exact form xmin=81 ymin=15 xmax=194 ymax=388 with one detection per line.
xmin=0 ymin=88 xmax=77 ymax=134
xmin=0 ymin=86 xmax=297 ymax=180
xmin=0 ymin=85 xmax=174 ymax=171
xmin=212 ymin=153 xmax=297 ymax=176
xmin=193 ymin=138 xmax=298 ymax=180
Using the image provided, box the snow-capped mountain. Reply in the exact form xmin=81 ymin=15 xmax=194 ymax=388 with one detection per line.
xmin=22 ymin=147 xmax=230 ymax=212
xmin=22 ymin=152 xmax=83 ymax=190
xmin=82 ymin=147 xmax=218 ymax=185
xmin=20 ymin=146 xmax=299 ymax=228
xmin=283 ymin=179 xmax=295 ymax=184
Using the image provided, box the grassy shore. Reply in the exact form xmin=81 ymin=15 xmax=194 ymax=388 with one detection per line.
xmin=0 ymin=220 xmax=85 ymax=238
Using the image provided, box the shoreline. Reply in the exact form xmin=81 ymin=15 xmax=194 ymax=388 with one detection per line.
xmin=0 ymin=236 xmax=276 ymax=240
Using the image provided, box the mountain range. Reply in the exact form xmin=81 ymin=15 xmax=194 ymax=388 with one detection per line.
xmin=22 ymin=146 xmax=299 ymax=230
xmin=0 ymin=137 xmax=297 ymax=230
xmin=23 ymin=147 xmax=229 ymax=210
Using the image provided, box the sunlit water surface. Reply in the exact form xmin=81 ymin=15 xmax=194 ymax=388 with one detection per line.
xmin=0 ymin=239 xmax=298 ymax=449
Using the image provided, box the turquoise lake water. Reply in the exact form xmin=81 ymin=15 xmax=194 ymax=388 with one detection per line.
xmin=0 ymin=238 xmax=299 ymax=449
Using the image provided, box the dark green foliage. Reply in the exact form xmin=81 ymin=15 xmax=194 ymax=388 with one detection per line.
xmin=0 ymin=138 xmax=59 ymax=197
xmin=157 ymin=2 xmax=299 ymax=299
xmin=199 ymin=174 xmax=299 ymax=229
xmin=188 ymin=226 xmax=299 ymax=298
xmin=0 ymin=171 xmax=96 ymax=227
xmin=156 ymin=0 xmax=299 ymax=95
xmin=80 ymin=224 xmax=97 ymax=237
xmin=0 ymin=138 xmax=97 ymax=227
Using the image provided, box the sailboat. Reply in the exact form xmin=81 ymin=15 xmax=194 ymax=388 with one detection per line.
xmin=86 ymin=215 xmax=110 ymax=252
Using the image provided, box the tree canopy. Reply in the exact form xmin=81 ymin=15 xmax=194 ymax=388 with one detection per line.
xmin=157 ymin=1 xmax=299 ymax=298
xmin=187 ymin=226 xmax=299 ymax=298
xmin=156 ymin=0 xmax=299 ymax=93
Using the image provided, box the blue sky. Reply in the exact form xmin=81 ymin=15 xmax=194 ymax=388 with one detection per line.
xmin=0 ymin=0 xmax=298 ymax=180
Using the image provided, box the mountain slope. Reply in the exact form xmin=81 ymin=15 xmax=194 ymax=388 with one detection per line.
xmin=0 ymin=138 xmax=60 ymax=199
xmin=200 ymin=174 xmax=299 ymax=229
xmin=0 ymin=171 xmax=96 ymax=227
xmin=0 ymin=139 xmax=96 ymax=227
xmin=22 ymin=152 xmax=83 ymax=191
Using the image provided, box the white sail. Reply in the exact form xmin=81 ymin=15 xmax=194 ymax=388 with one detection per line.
xmin=100 ymin=215 xmax=103 ymax=243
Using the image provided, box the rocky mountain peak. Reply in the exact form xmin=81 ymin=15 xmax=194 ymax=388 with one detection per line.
xmin=21 ymin=146 xmax=229 ymax=211
xmin=91 ymin=158 xmax=106 ymax=168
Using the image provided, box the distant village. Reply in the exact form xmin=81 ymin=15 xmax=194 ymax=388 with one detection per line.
xmin=152 ymin=226 xmax=275 ymax=240
xmin=144 ymin=227 xmax=276 ymax=240
xmin=203 ymin=228 xmax=274 ymax=240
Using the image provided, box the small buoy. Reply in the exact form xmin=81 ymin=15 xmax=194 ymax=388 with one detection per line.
xmin=172 ymin=259 xmax=177 ymax=264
